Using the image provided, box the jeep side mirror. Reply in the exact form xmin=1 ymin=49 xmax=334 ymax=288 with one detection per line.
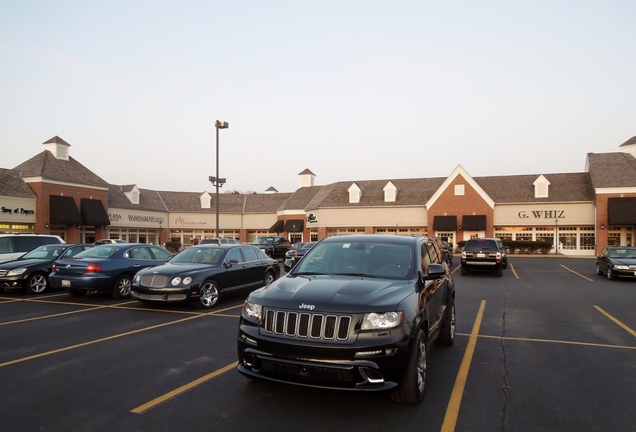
xmin=422 ymin=263 xmax=446 ymax=280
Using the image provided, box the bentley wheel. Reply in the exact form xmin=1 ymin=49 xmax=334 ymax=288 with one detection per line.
xmin=199 ymin=281 xmax=220 ymax=309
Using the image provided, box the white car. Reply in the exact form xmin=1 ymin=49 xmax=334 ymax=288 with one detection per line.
xmin=94 ymin=239 xmax=127 ymax=245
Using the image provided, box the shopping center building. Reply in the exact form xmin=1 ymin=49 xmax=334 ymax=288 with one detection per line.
xmin=2 ymin=135 xmax=636 ymax=256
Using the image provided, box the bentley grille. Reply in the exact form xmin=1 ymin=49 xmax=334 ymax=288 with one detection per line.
xmin=140 ymin=275 xmax=168 ymax=288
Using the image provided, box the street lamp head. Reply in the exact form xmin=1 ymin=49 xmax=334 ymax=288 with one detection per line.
xmin=209 ymin=176 xmax=216 ymax=183
xmin=215 ymin=120 xmax=229 ymax=129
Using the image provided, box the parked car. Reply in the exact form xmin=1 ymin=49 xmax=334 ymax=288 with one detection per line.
xmin=0 ymin=234 xmax=65 ymax=263
xmin=461 ymin=238 xmax=503 ymax=276
xmin=596 ymin=246 xmax=636 ymax=280
xmin=283 ymin=241 xmax=317 ymax=271
xmin=200 ymin=237 xmax=242 ymax=245
xmin=251 ymin=236 xmax=292 ymax=258
xmin=494 ymin=238 xmax=509 ymax=269
xmin=94 ymin=239 xmax=127 ymax=245
xmin=0 ymin=244 xmax=94 ymax=294
xmin=49 ymin=243 xmax=173 ymax=298
xmin=132 ymin=244 xmax=280 ymax=309
xmin=285 ymin=242 xmax=307 ymax=259
xmin=238 ymin=234 xmax=455 ymax=404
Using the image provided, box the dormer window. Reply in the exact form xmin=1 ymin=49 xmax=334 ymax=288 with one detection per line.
xmin=384 ymin=181 xmax=397 ymax=202
xmin=533 ymin=175 xmax=550 ymax=198
xmin=124 ymin=185 xmax=140 ymax=205
xmin=348 ymin=183 xmax=362 ymax=204
xmin=200 ymin=192 xmax=212 ymax=209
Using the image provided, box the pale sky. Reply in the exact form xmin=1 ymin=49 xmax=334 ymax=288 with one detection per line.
xmin=1 ymin=1 xmax=634 ymax=194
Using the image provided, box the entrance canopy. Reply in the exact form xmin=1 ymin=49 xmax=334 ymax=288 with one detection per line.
xmin=608 ymin=198 xmax=636 ymax=225
xmin=81 ymin=198 xmax=110 ymax=226
xmin=49 ymin=195 xmax=82 ymax=225
xmin=433 ymin=215 xmax=457 ymax=231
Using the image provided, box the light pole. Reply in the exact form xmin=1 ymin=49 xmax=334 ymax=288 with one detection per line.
xmin=555 ymin=219 xmax=559 ymax=254
xmin=210 ymin=120 xmax=229 ymax=238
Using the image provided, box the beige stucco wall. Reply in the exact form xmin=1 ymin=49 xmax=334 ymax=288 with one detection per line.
xmin=309 ymin=207 xmax=427 ymax=227
xmin=494 ymin=203 xmax=595 ymax=226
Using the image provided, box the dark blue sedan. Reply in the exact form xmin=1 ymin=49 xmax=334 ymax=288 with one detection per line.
xmin=49 ymin=243 xmax=173 ymax=298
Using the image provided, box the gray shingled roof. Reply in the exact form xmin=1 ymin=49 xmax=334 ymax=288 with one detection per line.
xmin=13 ymin=151 xmax=110 ymax=188
xmin=475 ymin=173 xmax=594 ymax=203
xmin=0 ymin=168 xmax=37 ymax=198
xmin=154 ymin=190 xmax=293 ymax=214
xmin=108 ymin=185 xmax=169 ymax=212
xmin=278 ymin=186 xmax=324 ymax=211
xmin=619 ymin=136 xmax=636 ymax=147
xmin=587 ymin=152 xmax=636 ymax=189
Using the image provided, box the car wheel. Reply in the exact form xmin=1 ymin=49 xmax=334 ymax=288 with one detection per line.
xmin=263 ymin=271 xmax=276 ymax=286
xmin=502 ymin=258 xmax=508 ymax=270
xmin=199 ymin=280 xmax=220 ymax=309
xmin=495 ymin=265 xmax=502 ymax=277
xmin=436 ymin=300 xmax=455 ymax=346
xmin=112 ymin=275 xmax=133 ymax=299
xmin=390 ymin=328 xmax=427 ymax=404
xmin=596 ymin=263 xmax=603 ymax=275
xmin=607 ymin=267 xmax=616 ymax=280
xmin=66 ymin=288 xmax=86 ymax=296
xmin=460 ymin=266 xmax=467 ymax=276
xmin=25 ymin=272 xmax=48 ymax=294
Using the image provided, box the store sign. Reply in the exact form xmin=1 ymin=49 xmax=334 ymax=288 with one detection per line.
xmin=306 ymin=213 xmax=318 ymax=224
xmin=518 ymin=210 xmax=565 ymax=219
xmin=174 ymin=216 xmax=208 ymax=226
xmin=1 ymin=206 xmax=34 ymax=215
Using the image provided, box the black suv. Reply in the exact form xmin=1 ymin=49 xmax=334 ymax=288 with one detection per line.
xmin=251 ymin=236 xmax=292 ymax=258
xmin=237 ymin=234 xmax=456 ymax=404
xmin=461 ymin=238 xmax=504 ymax=276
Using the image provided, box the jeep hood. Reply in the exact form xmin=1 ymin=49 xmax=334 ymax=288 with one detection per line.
xmin=251 ymin=274 xmax=416 ymax=313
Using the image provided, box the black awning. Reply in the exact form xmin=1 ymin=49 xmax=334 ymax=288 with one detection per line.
xmin=462 ymin=215 xmax=487 ymax=230
xmin=283 ymin=220 xmax=304 ymax=232
xmin=433 ymin=215 xmax=457 ymax=231
xmin=268 ymin=220 xmax=284 ymax=233
xmin=81 ymin=198 xmax=110 ymax=226
xmin=50 ymin=195 xmax=83 ymax=225
xmin=608 ymin=197 xmax=636 ymax=225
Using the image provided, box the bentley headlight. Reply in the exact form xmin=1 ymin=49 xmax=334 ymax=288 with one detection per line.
xmin=614 ymin=265 xmax=629 ymax=270
xmin=170 ymin=277 xmax=182 ymax=286
xmin=243 ymin=300 xmax=263 ymax=321
xmin=7 ymin=268 xmax=27 ymax=276
xmin=361 ymin=311 xmax=404 ymax=330
xmin=182 ymin=277 xmax=192 ymax=285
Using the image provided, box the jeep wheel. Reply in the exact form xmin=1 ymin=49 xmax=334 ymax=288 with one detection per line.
xmin=112 ymin=275 xmax=132 ymax=299
xmin=390 ymin=328 xmax=426 ymax=404
xmin=199 ymin=281 xmax=220 ymax=309
xmin=495 ymin=265 xmax=502 ymax=277
xmin=25 ymin=273 xmax=48 ymax=294
xmin=436 ymin=301 xmax=455 ymax=346
xmin=460 ymin=266 xmax=467 ymax=276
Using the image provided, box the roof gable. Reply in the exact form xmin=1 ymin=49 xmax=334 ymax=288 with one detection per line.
xmin=426 ymin=165 xmax=495 ymax=209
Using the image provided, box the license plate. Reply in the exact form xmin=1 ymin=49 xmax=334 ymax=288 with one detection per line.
xmin=477 ymin=253 xmax=486 ymax=258
xmin=61 ymin=280 xmax=71 ymax=287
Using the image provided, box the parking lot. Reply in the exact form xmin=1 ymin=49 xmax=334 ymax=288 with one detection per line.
xmin=1 ymin=257 xmax=634 ymax=432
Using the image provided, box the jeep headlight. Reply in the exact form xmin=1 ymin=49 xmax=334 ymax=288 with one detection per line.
xmin=361 ymin=311 xmax=403 ymax=330
xmin=243 ymin=300 xmax=263 ymax=321
xmin=7 ymin=268 xmax=27 ymax=276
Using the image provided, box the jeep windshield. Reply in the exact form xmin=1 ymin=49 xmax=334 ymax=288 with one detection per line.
xmin=291 ymin=239 xmax=415 ymax=280
xmin=465 ymin=239 xmax=498 ymax=251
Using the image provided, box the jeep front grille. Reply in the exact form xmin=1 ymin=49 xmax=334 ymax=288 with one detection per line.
xmin=264 ymin=309 xmax=352 ymax=341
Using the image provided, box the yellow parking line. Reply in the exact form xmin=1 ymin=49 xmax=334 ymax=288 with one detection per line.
xmin=0 ymin=304 xmax=109 ymax=326
xmin=510 ymin=263 xmax=519 ymax=279
xmin=458 ymin=333 xmax=636 ymax=350
xmin=595 ymin=306 xmax=636 ymax=338
xmin=441 ymin=300 xmax=486 ymax=432
xmin=131 ymin=361 xmax=238 ymax=414
xmin=0 ymin=314 xmax=203 ymax=368
xmin=561 ymin=265 xmax=594 ymax=281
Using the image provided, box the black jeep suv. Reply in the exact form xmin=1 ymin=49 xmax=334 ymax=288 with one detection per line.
xmin=461 ymin=238 xmax=504 ymax=276
xmin=237 ymin=234 xmax=456 ymax=404
xmin=251 ymin=236 xmax=292 ymax=258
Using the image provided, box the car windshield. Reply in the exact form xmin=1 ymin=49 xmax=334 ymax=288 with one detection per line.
xmin=171 ymin=247 xmax=225 ymax=264
xmin=609 ymin=248 xmax=636 ymax=259
xmin=292 ymin=240 xmax=414 ymax=280
xmin=22 ymin=245 xmax=68 ymax=259
xmin=253 ymin=237 xmax=274 ymax=246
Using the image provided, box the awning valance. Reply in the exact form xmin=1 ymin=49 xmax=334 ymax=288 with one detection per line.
xmin=268 ymin=220 xmax=284 ymax=233
xmin=81 ymin=198 xmax=110 ymax=226
xmin=462 ymin=215 xmax=487 ymax=231
xmin=608 ymin=197 xmax=636 ymax=225
xmin=283 ymin=220 xmax=304 ymax=232
xmin=49 ymin=195 xmax=83 ymax=225
xmin=433 ymin=215 xmax=457 ymax=231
